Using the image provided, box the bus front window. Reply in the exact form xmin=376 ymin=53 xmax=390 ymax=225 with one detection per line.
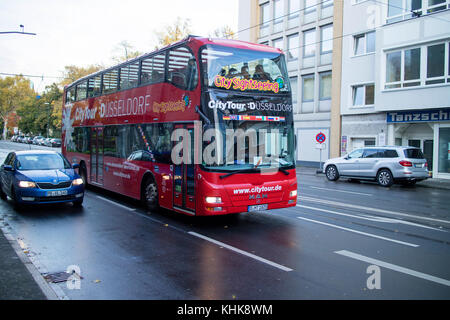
xmin=201 ymin=44 xmax=290 ymax=93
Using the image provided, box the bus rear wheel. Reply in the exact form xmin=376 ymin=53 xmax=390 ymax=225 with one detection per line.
xmin=142 ymin=178 xmax=159 ymax=212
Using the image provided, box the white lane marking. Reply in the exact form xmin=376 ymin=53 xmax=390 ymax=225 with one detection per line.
xmin=90 ymin=197 xmax=293 ymax=272
xmin=188 ymin=231 xmax=293 ymax=272
xmin=335 ymin=250 xmax=450 ymax=287
xmin=96 ymin=196 xmax=136 ymax=211
xmin=299 ymin=196 xmax=450 ymax=225
xmin=297 ymin=217 xmax=419 ymax=247
xmin=296 ymin=204 xmax=444 ymax=231
xmin=307 ymin=186 xmax=373 ymax=196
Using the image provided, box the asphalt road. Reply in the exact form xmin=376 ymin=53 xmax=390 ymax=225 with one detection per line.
xmin=1 ymin=140 xmax=449 ymax=299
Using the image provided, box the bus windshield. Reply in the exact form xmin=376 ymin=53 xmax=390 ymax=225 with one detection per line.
xmin=201 ymin=44 xmax=290 ymax=94
xmin=202 ymin=121 xmax=296 ymax=171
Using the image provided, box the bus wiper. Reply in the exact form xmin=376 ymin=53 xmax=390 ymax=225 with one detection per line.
xmin=219 ymin=167 xmax=259 ymax=179
xmin=278 ymin=167 xmax=290 ymax=175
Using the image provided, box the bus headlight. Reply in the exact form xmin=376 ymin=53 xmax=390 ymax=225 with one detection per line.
xmin=18 ymin=181 xmax=36 ymax=188
xmin=205 ymin=196 xmax=222 ymax=204
xmin=289 ymin=190 xmax=297 ymax=197
xmin=72 ymin=178 xmax=84 ymax=186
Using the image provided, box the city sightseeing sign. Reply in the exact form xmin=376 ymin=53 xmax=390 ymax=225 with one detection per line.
xmin=214 ymin=75 xmax=281 ymax=94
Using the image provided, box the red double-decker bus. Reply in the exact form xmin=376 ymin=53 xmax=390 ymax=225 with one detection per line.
xmin=62 ymin=36 xmax=297 ymax=216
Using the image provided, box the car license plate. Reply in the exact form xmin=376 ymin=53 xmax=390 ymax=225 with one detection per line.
xmin=414 ymin=163 xmax=423 ymax=168
xmin=47 ymin=190 xmax=68 ymax=197
xmin=248 ymin=204 xmax=268 ymax=212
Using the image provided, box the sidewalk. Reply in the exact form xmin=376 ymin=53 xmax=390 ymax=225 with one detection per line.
xmin=0 ymin=228 xmax=47 ymax=300
xmin=296 ymin=165 xmax=450 ymax=190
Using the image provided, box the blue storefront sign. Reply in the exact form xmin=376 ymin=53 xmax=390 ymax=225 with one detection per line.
xmin=387 ymin=108 xmax=450 ymax=123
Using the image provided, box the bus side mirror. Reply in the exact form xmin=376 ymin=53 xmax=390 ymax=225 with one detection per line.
xmin=72 ymin=163 xmax=80 ymax=169
xmin=3 ymin=165 xmax=14 ymax=172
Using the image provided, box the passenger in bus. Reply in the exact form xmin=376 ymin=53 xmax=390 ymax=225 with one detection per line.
xmin=253 ymin=64 xmax=272 ymax=81
xmin=240 ymin=66 xmax=250 ymax=79
xmin=226 ymin=68 xmax=238 ymax=78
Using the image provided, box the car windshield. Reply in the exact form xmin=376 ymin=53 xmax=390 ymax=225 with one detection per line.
xmin=201 ymin=44 xmax=290 ymax=94
xmin=16 ymin=154 xmax=72 ymax=170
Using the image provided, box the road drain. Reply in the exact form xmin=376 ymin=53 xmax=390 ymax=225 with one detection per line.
xmin=44 ymin=271 xmax=83 ymax=283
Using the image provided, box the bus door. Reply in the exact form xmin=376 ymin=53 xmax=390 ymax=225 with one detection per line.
xmin=173 ymin=124 xmax=195 ymax=213
xmin=90 ymin=127 xmax=104 ymax=185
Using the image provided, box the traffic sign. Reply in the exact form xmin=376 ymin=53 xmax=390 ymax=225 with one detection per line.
xmin=316 ymin=132 xmax=326 ymax=144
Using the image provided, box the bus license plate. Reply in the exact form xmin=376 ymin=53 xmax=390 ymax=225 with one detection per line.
xmin=47 ymin=190 xmax=68 ymax=197
xmin=248 ymin=204 xmax=268 ymax=212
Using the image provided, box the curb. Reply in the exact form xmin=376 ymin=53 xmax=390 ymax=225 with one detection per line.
xmin=0 ymin=224 xmax=67 ymax=300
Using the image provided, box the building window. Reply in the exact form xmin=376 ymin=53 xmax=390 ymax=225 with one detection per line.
xmin=321 ymin=24 xmax=333 ymax=54
xmin=385 ymin=41 xmax=450 ymax=89
xmin=438 ymin=127 xmax=450 ymax=174
xmin=303 ymin=29 xmax=316 ymax=57
xmin=386 ymin=0 xmax=449 ymax=23
xmin=273 ymin=0 xmax=284 ymax=33
xmin=319 ymin=71 xmax=332 ymax=100
xmin=352 ymin=84 xmax=375 ymax=106
xmin=322 ymin=0 xmax=334 ymax=8
xmin=385 ymin=48 xmax=421 ymax=89
xmin=288 ymin=0 xmax=300 ymax=20
xmin=354 ymin=31 xmax=375 ymax=56
xmin=260 ymin=2 xmax=270 ymax=37
xmin=302 ymin=74 xmax=315 ymax=102
xmin=426 ymin=43 xmax=445 ymax=84
xmin=272 ymin=37 xmax=284 ymax=51
xmin=290 ymin=76 xmax=298 ymax=111
xmin=304 ymin=0 xmax=317 ymax=14
xmin=287 ymin=34 xmax=299 ymax=60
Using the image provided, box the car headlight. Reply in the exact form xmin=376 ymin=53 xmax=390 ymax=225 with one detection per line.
xmin=72 ymin=178 xmax=84 ymax=186
xmin=289 ymin=190 xmax=297 ymax=197
xmin=205 ymin=196 xmax=222 ymax=204
xmin=18 ymin=181 xmax=36 ymax=188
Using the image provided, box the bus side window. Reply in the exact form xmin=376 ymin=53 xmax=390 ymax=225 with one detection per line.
xmin=120 ymin=61 xmax=139 ymax=90
xmin=76 ymin=81 xmax=87 ymax=101
xmin=88 ymin=75 xmax=102 ymax=97
xmin=141 ymin=53 xmax=166 ymax=85
xmin=66 ymin=86 xmax=76 ymax=103
xmin=167 ymin=46 xmax=198 ymax=91
xmin=103 ymin=69 xmax=119 ymax=94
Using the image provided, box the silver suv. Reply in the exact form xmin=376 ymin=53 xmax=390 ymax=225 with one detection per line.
xmin=323 ymin=146 xmax=429 ymax=187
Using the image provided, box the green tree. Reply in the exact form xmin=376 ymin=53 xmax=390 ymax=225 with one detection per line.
xmin=210 ymin=25 xmax=236 ymax=39
xmin=61 ymin=64 xmax=103 ymax=87
xmin=0 ymin=76 xmax=36 ymax=139
xmin=112 ymin=41 xmax=143 ymax=63
xmin=155 ymin=17 xmax=192 ymax=48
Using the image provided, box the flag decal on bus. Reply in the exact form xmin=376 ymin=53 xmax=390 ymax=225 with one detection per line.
xmin=222 ymin=115 xmax=285 ymax=122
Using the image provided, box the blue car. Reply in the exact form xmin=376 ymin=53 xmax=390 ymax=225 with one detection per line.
xmin=0 ymin=150 xmax=84 ymax=208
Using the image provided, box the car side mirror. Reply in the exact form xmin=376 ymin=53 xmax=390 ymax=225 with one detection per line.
xmin=4 ymin=165 xmax=14 ymax=171
xmin=72 ymin=163 xmax=80 ymax=169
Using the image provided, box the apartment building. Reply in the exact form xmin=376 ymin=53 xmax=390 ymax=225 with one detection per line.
xmin=238 ymin=0 xmax=338 ymax=166
xmin=341 ymin=0 xmax=450 ymax=178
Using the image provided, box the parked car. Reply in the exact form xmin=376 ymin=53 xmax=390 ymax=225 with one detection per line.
xmin=323 ymin=146 xmax=429 ymax=187
xmin=50 ymin=138 xmax=61 ymax=147
xmin=40 ymin=138 xmax=50 ymax=146
xmin=33 ymin=136 xmax=44 ymax=145
xmin=0 ymin=150 xmax=84 ymax=208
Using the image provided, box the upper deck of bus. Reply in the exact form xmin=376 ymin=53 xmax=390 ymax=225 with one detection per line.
xmin=64 ymin=35 xmax=284 ymax=90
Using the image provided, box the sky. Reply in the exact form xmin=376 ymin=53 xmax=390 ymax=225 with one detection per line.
xmin=0 ymin=0 xmax=239 ymax=92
